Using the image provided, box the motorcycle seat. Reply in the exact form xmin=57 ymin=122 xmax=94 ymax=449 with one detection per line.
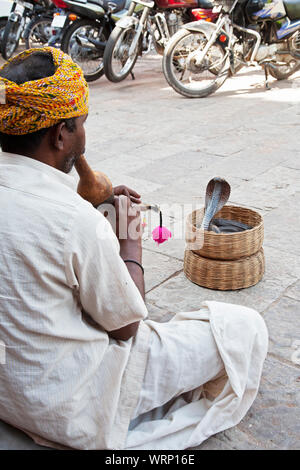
xmin=89 ymin=0 xmax=127 ymax=13
xmin=283 ymin=0 xmax=300 ymax=20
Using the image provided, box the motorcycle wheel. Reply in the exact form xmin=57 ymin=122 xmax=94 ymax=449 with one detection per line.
xmin=1 ymin=16 xmax=23 ymax=60
xmin=61 ymin=19 xmax=109 ymax=82
xmin=103 ymin=26 xmax=141 ymax=83
xmin=0 ymin=19 xmax=7 ymax=51
xmin=25 ymin=16 xmax=53 ymax=49
xmin=162 ymin=28 xmax=230 ymax=98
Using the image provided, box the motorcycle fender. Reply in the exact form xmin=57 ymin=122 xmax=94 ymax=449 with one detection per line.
xmin=62 ymin=1 xmax=105 ymax=19
xmin=180 ymin=20 xmax=219 ymax=40
xmin=180 ymin=20 xmax=229 ymax=48
xmin=116 ymin=15 xmax=139 ymax=29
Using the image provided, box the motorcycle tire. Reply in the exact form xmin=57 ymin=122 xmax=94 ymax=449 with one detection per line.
xmin=61 ymin=19 xmax=110 ymax=82
xmin=0 ymin=18 xmax=7 ymax=51
xmin=103 ymin=26 xmax=141 ymax=83
xmin=24 ymin=15 xmax=53 ymax=49
xmin=1 ymin=16 xmax=23 ymax=60
xmin=162 ymin=28 xmax=230 ymax=99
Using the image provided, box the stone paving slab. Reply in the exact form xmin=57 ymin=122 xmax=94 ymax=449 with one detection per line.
xmin=0 ymin=52 xmax=300 ymax=450
xmin=143 ymin=249 xmax=183 ymax=293
xmin=282 ymin=153 xmax=300 ymax=170
xmin=0 ymin=421 xmax=47 ymax=450
xmin=263 ymin=193 xmax=300 ymax=256
xmin=284 ymin=281 xmax=300 ymax=301
xmin=229 ymin=166 xmax=300 ymax=211
xmin=145 ymin=244 xmax=299 ymax=315
xmin=128 ymin=151 xmax=217 ymax=186
xmin=232 ymin=356 xmax=300 ymax=450
xmin=264 ymin=296 xmax=300 ymax=364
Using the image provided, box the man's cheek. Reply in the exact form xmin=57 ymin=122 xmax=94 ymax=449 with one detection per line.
xmin=82 ymin=130 xmax=86 ymax=153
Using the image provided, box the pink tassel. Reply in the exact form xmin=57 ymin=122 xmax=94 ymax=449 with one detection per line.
xmin=152 ymin=211 xmax=171 ymax=245
xmin=152 ymin=226 xmax=172 ymax=245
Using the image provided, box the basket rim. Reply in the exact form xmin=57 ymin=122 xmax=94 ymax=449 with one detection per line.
xmin=187 ymin=205 xmax=263 ymax=237
xmin=186 ymin=247 xmax=264 ymax=264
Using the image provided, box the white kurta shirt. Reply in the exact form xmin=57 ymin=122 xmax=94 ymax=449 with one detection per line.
xmin=0 ymin=152 xmax=150 ymax=450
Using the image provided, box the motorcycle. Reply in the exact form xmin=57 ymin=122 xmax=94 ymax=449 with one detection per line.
xmin=1 ymin=0 xmax=51 ymax=60
xmin=103 ymin=0 xmax=218 ymax=82
xmin=24 ymin=0 xmax=69 ymax=50
xmin=43 ymin=0 xmax=81 ymax=50
xmin=162 ymin=0 xmax=300 ymax=98
xmin=24 ymin=1 xmax=57 ymax=49
xmin=58 ymin=0 xmax=131 ymax=82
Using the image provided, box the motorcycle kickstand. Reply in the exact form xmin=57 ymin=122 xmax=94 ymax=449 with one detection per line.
xmin=130 ymin=71 xmax=135 ymax=80
xmin=264 ymin=64 xmax=271 ymax=90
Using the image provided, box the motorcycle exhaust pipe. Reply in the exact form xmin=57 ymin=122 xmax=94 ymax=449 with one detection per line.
xmin=265 ymin=61 xmax=293 ymax=69
xmin=75 ymin=35 xmax=106 ymax=50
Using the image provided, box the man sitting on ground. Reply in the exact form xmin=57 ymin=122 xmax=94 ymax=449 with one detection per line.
xmin=0 ymin=47 xmax=268 ymax=450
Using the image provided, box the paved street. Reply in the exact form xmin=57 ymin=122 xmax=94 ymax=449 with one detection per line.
xmin=0 ymin=52 xmax=300 ymax=450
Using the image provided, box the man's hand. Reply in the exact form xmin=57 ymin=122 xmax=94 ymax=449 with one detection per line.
xmin=114 ymin=194 xmax=142 ymax=247
xmin=113 ymin=185 xmax=141 ymax=205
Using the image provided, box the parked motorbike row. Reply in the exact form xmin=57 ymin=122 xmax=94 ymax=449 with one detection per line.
xmin=0 ymin=0 xmax=218 ymax=81
xmin=1 ymin=0 xmax=300 ymax=97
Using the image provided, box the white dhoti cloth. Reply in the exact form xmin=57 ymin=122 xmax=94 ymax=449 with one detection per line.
xmin=125 ymin=301 xmax=268 ymax=450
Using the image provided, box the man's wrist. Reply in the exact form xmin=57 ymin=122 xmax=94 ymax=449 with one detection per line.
xmin=119 ymin=239 xmax=142 ymax=263
xmin=124 ymin=259 xmax=144 ymax=275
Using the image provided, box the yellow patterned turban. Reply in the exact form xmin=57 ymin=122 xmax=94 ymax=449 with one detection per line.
xmin=0 ymin=46 xmax=89 ymax=135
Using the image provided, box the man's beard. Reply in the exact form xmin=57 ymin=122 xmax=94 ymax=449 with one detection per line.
xmin=62 ymin=152 xmax=82 ymax=174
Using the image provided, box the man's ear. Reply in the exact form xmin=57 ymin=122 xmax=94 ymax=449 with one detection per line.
xmin=50 ymin=122 xmax=67 ymax=151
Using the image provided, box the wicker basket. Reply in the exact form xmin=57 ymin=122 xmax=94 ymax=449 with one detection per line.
xmin=185 ymin=205 xmax=264 ymax=261
xmin=184 ymin=248 xmax=265 ymax=291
